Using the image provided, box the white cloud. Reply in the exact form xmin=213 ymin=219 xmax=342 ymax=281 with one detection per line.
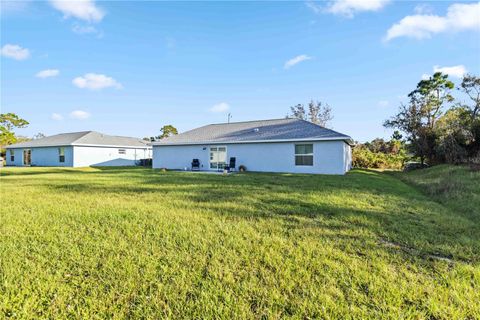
xmin=70 ymin=110 xmax=90 ymax=120
xmin=305 ymin=0 xmax=322 ymax=14
xmin=36 ymin=69 xmax=60 ymax=78
xmin=49 ymin=0 xmax=105 ymax=22
xmin=72 ymin=24 xmax=96 ymax=34
xmin=422 ymin=65 xmax=467 ymax=80
xmin=326 ymin=0 xmax=390 ymax=17
xmin=1 ymin=44 xmax=30 ymax=60
xmin=210 ymin=102 xmax=230 ymax=113
xmin=385 ymin=2 xmax=480 ymax=41
xmin=378 ymin=100 xmax=389 ymax=107
xmin=284 ymin=54 xmax=312 ymax=69
xmin=385 ymin=15 xmax=451 ymax=41
xmin=433 ymin=65 xmax=467 ymax=78
xmin=51 ymin=113 xmax=64 ymax=121
xmin=72 ymin=24 xmax=104 ymax=38
xmin=421 ymin=73 xmax=431 ymax=80
xmin=72 ymin=73 xmax=122 ymax=90
xmin=414 ymin=4 xmax=434 ymax=15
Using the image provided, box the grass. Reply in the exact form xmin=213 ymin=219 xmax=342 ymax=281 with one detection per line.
xmin=395 ymin=165 xmax=480 ymax=222
xmin=0 ymin=166 xmax=479 ymax=319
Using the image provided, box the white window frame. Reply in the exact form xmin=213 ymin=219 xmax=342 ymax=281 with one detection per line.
xmin=295 ymin=144 xmax=314 ymax=166
xmin=209 ymin=146 xmax=227 ymax=170
xmin=9 ymin=149 xmax=14 ymax=162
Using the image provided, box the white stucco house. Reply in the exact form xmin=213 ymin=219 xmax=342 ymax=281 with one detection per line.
xmin=6 ymin=131 xmax=152 ymax=167
xmin=152 ymin=118 xmax=353 ymax=174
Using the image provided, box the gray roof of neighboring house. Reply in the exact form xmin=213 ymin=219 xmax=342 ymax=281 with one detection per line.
xmin=6 ymin=131 xmax=150 ymax=149
xmin=152 ymin=118 xmax=353 ymax=145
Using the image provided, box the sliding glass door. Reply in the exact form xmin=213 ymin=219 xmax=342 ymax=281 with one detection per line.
xmin=209 ymin=146 xmax=227 ymax=170
xmin=23 ymin=149 xmax=31 ymax=166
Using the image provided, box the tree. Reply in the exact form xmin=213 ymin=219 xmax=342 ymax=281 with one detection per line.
xmin=391 ymin=130 xmax=403 ymax=141
xmin=459 ymin=74 xmax=480 ymax=120
xmin=289 ymin=104 xmax=306 ymax=120
xmin=307 ymin=100 xmax=333 ymax=127
xmin=455 ymin=74 xmax=480 ymax=161
xmin=435 ymin=107 xmax=470 ymax=163
xmin=1 ymin=113 xmax=29 ymax=131
xmin=33 ymin=133 xmax=46 ymax=140
xmin=410 ymin=72 xmax=454 ymax=129
xmin=148 ymin=125 xmax=179 ymax=141
xmin=384 ymin=72 xmax=454 ymax=164
xmin=384 ymin=100 xmax=426 ymax=162
xmin=389 ymin=131 xmax=404 ymax=155
xmin=158 ymin=125 xmax=178 ymax=139
xmin=289 ymin=100 xmax=333 ymax=127
xmin=0 ymin=113 xmax=29 ymax=155
xmin=365 ymin=138 xmax=389 ymax=153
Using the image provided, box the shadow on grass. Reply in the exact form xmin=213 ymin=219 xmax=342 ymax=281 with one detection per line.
xmin=0 ymin=168 xmax=84 ymax=176
xmin=35 ymin=168 xmax=479 ymax=264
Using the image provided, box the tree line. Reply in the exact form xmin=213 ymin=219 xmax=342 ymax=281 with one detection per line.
xmin=3 ymin=72 xmax=478 ymax=169
xmin=288 ymin=73 xmax=479 ymax=169
xmin=384 ymin=73 xmax=479 ymax=165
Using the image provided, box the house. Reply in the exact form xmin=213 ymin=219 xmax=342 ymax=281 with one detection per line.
xmin=6 ymin=131 xmax=151 ymax=167
xmin=152 ymin=118 xmax=353 ymax=174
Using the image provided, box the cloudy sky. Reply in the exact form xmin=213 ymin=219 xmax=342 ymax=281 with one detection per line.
xmin=1 ymin=0 xmax=479 ymax=141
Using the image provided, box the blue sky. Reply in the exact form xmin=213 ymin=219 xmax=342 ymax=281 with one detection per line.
xmin=1 ymin=0 xmax=479 ymax=142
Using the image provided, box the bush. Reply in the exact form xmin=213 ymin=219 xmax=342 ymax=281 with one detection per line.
xmin=352 ymin=147 xmax=407 ymax=170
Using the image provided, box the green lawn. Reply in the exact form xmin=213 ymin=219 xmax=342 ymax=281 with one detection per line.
xmin=1 ymin=166 xmax=479 ymax=319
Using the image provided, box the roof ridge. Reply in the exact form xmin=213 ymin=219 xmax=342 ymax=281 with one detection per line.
xmin=93 ymin=132 xmax=143 ymax=140
xmin=74 ymin=131 xmax=144 ymax=141
xmin=71 ymin=131 xmax=96 ymax=143
xmin=52 ymin=130 xmax=93 ymax=136
xmin=303 ymin=120 xmax=348 ymax=135
xmin=6 ymin=130 xmax=149 ymax=148
xmin=208 ymin=118 xmax=297 ymax=126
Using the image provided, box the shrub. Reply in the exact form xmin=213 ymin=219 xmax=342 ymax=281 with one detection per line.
xmin=352 ymin=147 xmax=407 ymax=170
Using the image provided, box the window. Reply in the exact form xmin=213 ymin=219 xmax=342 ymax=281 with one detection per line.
xmin=295 ymin=144 xmax=313 ymax=166
xmin=118 ymin=149 xmax=126 ymax=155
xmin=58 ymin=147 xmax=65 ymax=163
xmin=9 ymin=149 xmax=14 ymax=162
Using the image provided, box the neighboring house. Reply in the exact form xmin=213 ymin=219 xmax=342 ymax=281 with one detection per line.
xmin=6 ymin=131 xmax=151 ymax=167
xmin=152 ymin=118 xmax=353 ymax=174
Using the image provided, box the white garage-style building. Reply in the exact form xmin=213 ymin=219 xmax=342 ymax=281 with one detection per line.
xmin=6 ymin=131 xmax=151 ymax=167
xmin=152 ymin=118 xmax=353 ymax=174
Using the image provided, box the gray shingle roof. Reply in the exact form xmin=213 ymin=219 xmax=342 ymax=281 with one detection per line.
xmin=152 ymin=118 xmax=352 ymax=145
xmin=6 ymin=131 xmax=150 ymax=149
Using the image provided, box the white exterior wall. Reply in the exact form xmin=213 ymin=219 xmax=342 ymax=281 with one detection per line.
xmin=73 ymin=146 xmax=151 ymax=167
xmin=5 ymin=147 xmax=74 ymax=167
xmin=6 ymin=146 xmax=152 ymax=167
xmin=343 ymin=142 xmax=352 ymax=172
xmin=153 ymin=140 xmax=351 ymax=174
